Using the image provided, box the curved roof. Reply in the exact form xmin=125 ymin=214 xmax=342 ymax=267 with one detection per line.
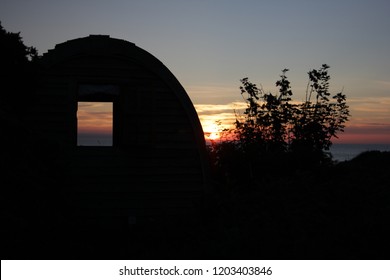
xmin=41 ymin=35 xmax=207 ymax=153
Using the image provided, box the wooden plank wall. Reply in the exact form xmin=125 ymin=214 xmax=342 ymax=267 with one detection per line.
xmin=30 ymin=43 xmax=208 ymax=227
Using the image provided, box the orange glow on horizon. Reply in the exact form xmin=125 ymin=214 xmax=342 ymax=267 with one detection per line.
xmin=199 ymin=115 xmax=390 ymax=145
xmin=75 ymin=100 xmax=389 ymax=145
xmin=77 ymin=102 xmax=113 ymax=146
xmin=194 ymin=95 xmax=390 ymax=145
xmin=77 ymin=102 xmax=113 ymax=134
xmin=332 ymin=133 xmax=390 ymax=144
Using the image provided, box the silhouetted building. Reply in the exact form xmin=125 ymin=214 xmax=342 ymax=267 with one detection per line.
xmin=30 ymin=35 xmax=209 ymax=227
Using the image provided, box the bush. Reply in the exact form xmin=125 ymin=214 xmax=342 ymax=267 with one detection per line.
xmin=210 ymin=65 xmax=350 ymax=185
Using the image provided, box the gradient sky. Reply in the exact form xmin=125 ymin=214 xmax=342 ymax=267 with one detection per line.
xmin=1 ymin=0 xmax=389 ymax=143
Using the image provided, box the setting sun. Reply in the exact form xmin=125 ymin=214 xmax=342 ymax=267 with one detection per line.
xmin=206 ymin=131 xmax=220 ymax=141
xmin=201 ymin=121 xmax=222 ymax=141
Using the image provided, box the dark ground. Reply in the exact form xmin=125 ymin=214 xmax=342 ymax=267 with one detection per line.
xmin=2 ymin=148 xmax=390 ymax=260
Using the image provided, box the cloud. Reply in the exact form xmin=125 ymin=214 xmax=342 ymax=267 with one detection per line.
xmin=328 ymin=96 xmax=390 ymax=143
xmin=77 ymin=102 xmax=113 ymax=133
xmin=194 ymin=102 xmax=246 ymax=113
xmin=194 ymin=102 xmax=247 ymax=132
xmin=347 ymin=97 xmax=390 ymax=126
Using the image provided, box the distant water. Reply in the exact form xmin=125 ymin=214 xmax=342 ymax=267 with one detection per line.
xmin=329 ymin=144 xmax=390 ymax=162
xmin=77 ymin=134 xmax=112 ymax=146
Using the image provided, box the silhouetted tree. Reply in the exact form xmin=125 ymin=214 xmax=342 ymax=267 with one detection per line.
xmin=236 ymin=65 xmax=348 ymax=161
xmin=235 ymin=69 xmax=294 ymax=155
xmin=210 ymin=65 xmax=349 ymax=185
xmin=0 ymin=21 xmax=39 ymax=114
xmin=0 ymin=24 xmax=75 ymax=259
xmin=290 ymin=65 xmax=349 ymax=163
xmin=1 ymin=22 xmax=41 ymax=172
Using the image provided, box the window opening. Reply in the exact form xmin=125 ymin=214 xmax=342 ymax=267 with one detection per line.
xmin=77 ymin=102 xmax=113 ymax=146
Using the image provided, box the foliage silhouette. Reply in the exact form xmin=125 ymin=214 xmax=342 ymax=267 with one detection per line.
xmin=0 ymin=23 xmax=71 ymax=259
xmin=209 ymin=65 xmax=350 ymax=186
xmin=1 ymin=22 xmax=42 ymax=180
xmin=0 ymin=21 xmax=39 ymax=114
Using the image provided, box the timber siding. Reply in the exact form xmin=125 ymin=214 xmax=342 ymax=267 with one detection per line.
xmin=30 ymin=35 xmax=209 ymax=226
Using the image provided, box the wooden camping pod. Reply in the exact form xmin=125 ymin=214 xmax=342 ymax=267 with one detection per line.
xmin=31 ymin=35 xmax=210 ymax=226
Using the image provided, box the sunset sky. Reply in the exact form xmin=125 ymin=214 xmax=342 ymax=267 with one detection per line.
xmin=1 ymin=0 xmax=389 ymax=144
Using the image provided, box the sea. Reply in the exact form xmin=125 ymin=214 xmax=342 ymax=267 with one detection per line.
xmin=77 ymin=134 xmax=389 ymax=163
xmin=329 ymin=143 xmax=390 ymax=162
